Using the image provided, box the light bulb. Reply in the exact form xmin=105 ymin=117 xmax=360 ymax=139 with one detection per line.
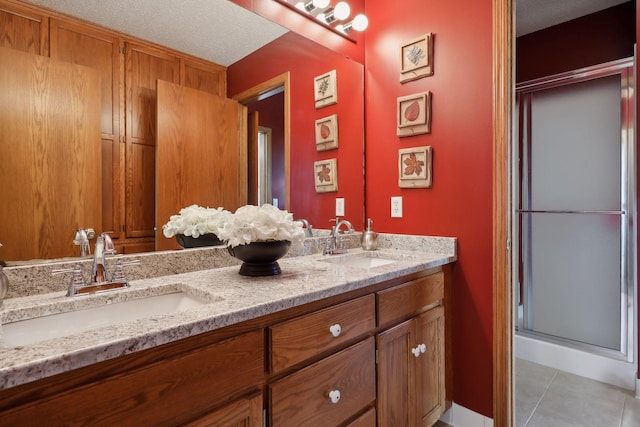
xmin=334 ymin=2 xmax=350 ymax=20
xmin=295 ymin=1 xmax=306 ymax=11
xmin=352 ymin=14 xmax=368 ymax=31
xmin=312 ymin=0 xmax=330 ymax=8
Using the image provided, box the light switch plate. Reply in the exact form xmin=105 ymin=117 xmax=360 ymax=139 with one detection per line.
xmin=391 ymin=196 xmax=403 ymax=218
xmin=272 ymin=198 xmax=279 ymax=208
xmin=336 ymin=198 xmax=345 ymax=216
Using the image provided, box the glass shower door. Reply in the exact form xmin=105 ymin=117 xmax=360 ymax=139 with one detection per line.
xmin=517 ymin=60 xmax=634 ymax=359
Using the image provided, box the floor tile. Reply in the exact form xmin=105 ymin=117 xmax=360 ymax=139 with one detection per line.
xmin=515 ymin=359 xmax=557 ymax=427
xmin=526 ymin=371 xmax=626 ymax=427
xmin=622 ymin=395 xmax=640 ymax=427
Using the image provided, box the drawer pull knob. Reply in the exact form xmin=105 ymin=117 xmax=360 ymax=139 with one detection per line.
xmin=411 ymin=343 xmax=426 ymax=357
xmin=329 ymin=324 xmax=342 ymax=337
xmin=329 ymin=389 xmax=341 ymax=404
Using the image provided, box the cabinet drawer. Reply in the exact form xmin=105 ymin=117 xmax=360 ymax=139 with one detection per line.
xmin=269 ymin=337 xmax=376 ymax=427
xmin=346 ymin=407 xmax=376 ymax=427
xmin=270 ymin=295 xmax=375 ymax=372
xmin=0 ymin=329 xmax=265 ymax=426
xmin=377 ymin=272 xmax=444 ymax=327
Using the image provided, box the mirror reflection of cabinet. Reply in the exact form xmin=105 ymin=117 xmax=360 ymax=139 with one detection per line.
xmin=0 ymin=0 xmax=228 ymax=256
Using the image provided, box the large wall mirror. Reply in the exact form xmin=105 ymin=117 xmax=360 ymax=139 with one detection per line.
xmin=0 ymin=0 xmax=364 ymax=264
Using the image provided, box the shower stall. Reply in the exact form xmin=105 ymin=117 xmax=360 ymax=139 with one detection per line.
xmin=513 ymin=58 xmax=637 ymax=390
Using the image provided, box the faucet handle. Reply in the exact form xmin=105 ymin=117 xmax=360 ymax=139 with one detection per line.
xmin=111 ymin=259 xmax=139 ymax=284
xmin=53 ymin=265 xmax=87 ymax=296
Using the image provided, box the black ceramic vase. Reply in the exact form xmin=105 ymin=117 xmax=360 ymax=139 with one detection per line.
xmin=176 ymin=233 xmax=224 ymax=248
xmin=227 ymin=240 xmax=291 ymax=276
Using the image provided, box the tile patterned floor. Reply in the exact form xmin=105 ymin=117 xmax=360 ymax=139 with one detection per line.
xmin=516 ymin=358 xmax=640 ymax=427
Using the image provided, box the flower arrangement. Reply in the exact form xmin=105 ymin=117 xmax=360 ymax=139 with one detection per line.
xmin=162 ymin=205 xmax=232 ymax=238
xmin=217 ymin=204 xmax=305 ymax=248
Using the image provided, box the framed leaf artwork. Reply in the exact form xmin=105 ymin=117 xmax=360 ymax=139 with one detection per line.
xmin=314 ymin=69 xmax=337 ymax=108
xmin=398 ymin=146 xmax=432 ymax=188
xmin=315 ymin=114 xmax=338 ymax=151
xmin=400 ymin=33 xmax=434 ymax=83
xmin=397 ymin=91 xmax=431 ymax=137
xmin=314 ymin=158 xmax=338 ymax=192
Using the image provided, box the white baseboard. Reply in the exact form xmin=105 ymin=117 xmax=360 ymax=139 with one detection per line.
xmin=440 ymin=403 xmax=493 ymax=427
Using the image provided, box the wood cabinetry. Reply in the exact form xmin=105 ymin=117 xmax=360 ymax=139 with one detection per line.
xmin=377 ymin=274 xmax=447 ymax=427
xmin=0 ymin=268 xmax=451 ymax=426
xmin=0 ymin=0 xmax=228 ymax=255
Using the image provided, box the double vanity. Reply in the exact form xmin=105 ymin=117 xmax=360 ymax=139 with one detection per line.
xmin=0 ymin=233 xmax=456 ymax=426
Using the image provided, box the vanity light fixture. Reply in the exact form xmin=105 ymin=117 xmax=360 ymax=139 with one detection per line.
xmin=323 ymin=1 xmax=350 ymax=24
xmin=337 ymin=13 xmax=369 ymax=33
xmin=278 ymin=0 xmax=368 ymax=39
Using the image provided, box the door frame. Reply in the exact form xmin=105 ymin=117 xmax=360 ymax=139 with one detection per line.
xmin=232 ymin=72 xmax=291 ymax=211
xmin=492 ymin=0 xmax=513 ymax=425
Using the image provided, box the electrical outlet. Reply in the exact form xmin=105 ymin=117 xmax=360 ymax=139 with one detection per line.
xmin=272 ymin=198 xmax=279 ymax=208
xmin=336 ymin=198 xmax=345 ymax=216
xmin=391 ymin=196 xmax=403 ymax=218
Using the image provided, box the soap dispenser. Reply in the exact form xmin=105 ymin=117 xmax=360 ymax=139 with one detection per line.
xmin=361 ymin=218 xmax=378 ymax=251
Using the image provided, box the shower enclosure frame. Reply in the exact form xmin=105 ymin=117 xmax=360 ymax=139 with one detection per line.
xmin=514 ymin=57 xmax=637 ymax=362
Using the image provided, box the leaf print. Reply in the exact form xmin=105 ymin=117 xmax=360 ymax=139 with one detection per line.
xmin=320 ymin=124 xmax=331 ymax=139
xmin=404 ymin=100 xmax=421 ymax=122
xmin=406 ymin=44 xmax=426 ymax=66
xmin=318 ymin=164 xmax=332 ymax=182
xmin=403 ymin=153 xmax=425 ymax=176
xmin=318 ymin=78 xmax=330 ymax=96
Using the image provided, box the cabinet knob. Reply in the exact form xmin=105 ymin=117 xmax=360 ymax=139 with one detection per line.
xmin=329 ymin=324 xmax=342 ymax=337
xmin=328 ymin=389 xmax=341 ymax=404
xmin=411 ymin=343 xmax=426 ymax=357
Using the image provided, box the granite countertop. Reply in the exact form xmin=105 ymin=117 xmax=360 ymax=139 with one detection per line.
xmin=0 ymin=234 xmax=456 ymax=390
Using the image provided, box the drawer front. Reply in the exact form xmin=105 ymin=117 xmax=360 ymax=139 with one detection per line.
xmin=270 ymin=337 xmax=376 ymax=427
xmin=270 ymin=294 xmax=375 ymax=372
xmin=0 ymin=329 xmax=265 ymax=426
xmin=377 ymin=272 xmax=444 ymax=327
xmin=346 ymin=407 xmax=376 ymax=427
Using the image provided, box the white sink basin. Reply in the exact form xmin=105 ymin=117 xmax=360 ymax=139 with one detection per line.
xmin=320 ymin=252 xmax=400 ymax=269
xmin=2 ymin=291 xmax=208 ymax=347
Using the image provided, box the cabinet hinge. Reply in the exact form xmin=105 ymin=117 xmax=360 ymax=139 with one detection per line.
xmin=121 ymin=224 xmax=126 ymax=232
xmin=375 ymin=349 xmax=379 ymax=364
xmin=263 ymin=409 xmax=267 ymax=427
xmin=507 ymin=239 xmax=512 ymax=251
xmin=119 ymin=46 xmax=126 ymax=55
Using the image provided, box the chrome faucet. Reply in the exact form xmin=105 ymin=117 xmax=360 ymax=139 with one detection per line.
xmin=0 ymin=244 xmax=8 ymax=306
xmin=55 ymin=233 xmax=139 ymax=296
xmin=73 ymin=228 xmax=91 ymax=257
xmin=324 ymin=218 xmax=355 ymax=255
xmin=92 ymin=233 xmax=115 ymax=285
xmin=299 ymin=218 xmax=314 ymax=238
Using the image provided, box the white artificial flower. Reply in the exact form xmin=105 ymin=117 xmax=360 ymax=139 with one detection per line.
xmin=217 ymin=204 xmax=305 ymax=248
xmin=162 ymin=205 xmax=232 ymax=238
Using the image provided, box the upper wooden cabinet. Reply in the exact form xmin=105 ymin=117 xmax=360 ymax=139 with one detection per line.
xmin=49 ymin=19 xmax=122 ymax=237
xmin=0 ymin=1 xmax=48 ymax=55
xmin=0 ymin=0 xmax=228 ymax=253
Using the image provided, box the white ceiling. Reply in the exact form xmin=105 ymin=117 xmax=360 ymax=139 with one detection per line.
xmin=517 ymin=0 xmax=631 ymax=36
xmin=24 ymin=0 xmax=632 ymax=64
xmin=24 ymin=0 xmax=288 ymax=66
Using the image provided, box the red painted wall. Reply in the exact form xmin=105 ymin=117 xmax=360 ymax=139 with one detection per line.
xmin=517 ymin=2 xmax=635 ymax=83
xmin=364 ymin=0 xmax=494 ymax=417
xmin=248 ymin=93 xmax=286 ymax=206
xmin=231 ymin=0 xmax=365 ymax=64
xmin=228 ymin=32 xmax=365 ymax=230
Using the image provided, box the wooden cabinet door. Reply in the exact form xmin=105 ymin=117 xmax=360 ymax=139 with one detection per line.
xmin=414 ymin=306 xmax=446 ymax=426
xmin=184 ymin=392 xmax=263 ymax=427
xmin=49 ymin=19 xmax=122 ymax=238
xmin=377 ymin=318 xmax=412 ymax=427
xmin=377 ymin=306 xmax=445 ymax=427
xmin=0 ymin=0 xmax=48 ymax=55
xmin=0 ymin=48 xmax=101 ymax=261
xmin=125 ymin=42 xmax=179 ymax=238
xmin=156 ymin=80 xmax=243 ymax=251
xmin=181 ymin=57 xmax=226 ymax=97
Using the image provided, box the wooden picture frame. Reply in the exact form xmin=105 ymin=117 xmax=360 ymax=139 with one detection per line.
xmin=400 ymin=33 xmax=434 ymax=83
xmin=314 ymin=69 xmax=337 ymax=108
xmin=397 ymin=91 xmax=431 ymax=137
xmin=315 ymin=114 xmax=339 ymax=151
xmin=398 ymin=146 xmax=432 ymax=188
xmin=314 ymin=158 xmax=338 ymax=192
